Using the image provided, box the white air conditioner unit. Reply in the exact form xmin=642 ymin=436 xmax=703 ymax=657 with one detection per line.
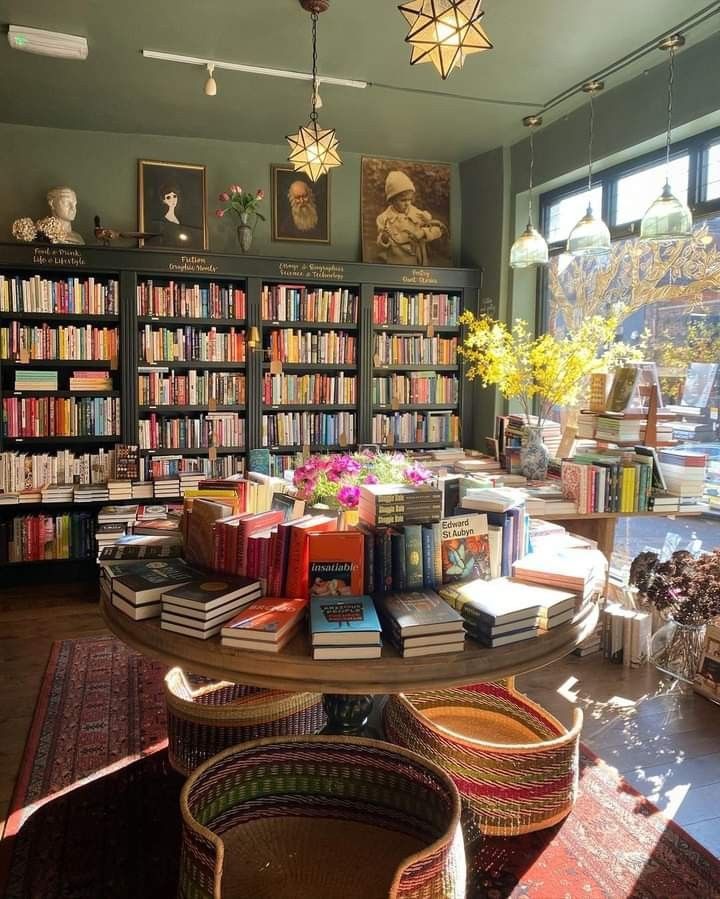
xmin=8 ymin=25 xmax=88 ymax=60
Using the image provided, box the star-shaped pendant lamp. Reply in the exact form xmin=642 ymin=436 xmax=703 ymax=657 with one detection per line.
xmin=287 ymin=1 xmax=342 ymax=181
xmin=398 ymin=0 xmax=493 ymax=80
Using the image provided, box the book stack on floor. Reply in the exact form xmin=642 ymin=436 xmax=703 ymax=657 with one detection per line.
xmin=600 ymin=602 xmax=652 ymax=667
xmin=375 ymin=589 xmax=465 ymax=657
xmin=108 ymin=558 xmax=197 ymax=620
xmin=310 ymin=594 xmax=382 ymax=659
xmin=221 ymin=596 xmax=308 ymax=652
xmin=160 ymin=576 xmax=263 ymax=639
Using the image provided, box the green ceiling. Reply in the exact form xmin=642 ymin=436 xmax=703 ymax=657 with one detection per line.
xmin=0 ymin=0 xmax=717 ymax=161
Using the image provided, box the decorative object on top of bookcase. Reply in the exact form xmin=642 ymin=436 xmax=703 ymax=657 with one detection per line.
xmin=286 ymin=4 xmax=342 ymax=182
xmin=629 ymin=548 xmax=720 ymax=683
xmin=361 ymin=157 xmax=450 ymax=266
xmin=398 ymin=0 xmax=493 ymax=81
xmin=271 ymin=166 xmax=329 ymax=244
xmin=138 ymin=160 xmax=207 ymax=250
xmin=293 ymin=450 xmax=433 ymax=511
xmin=10 ymin=217 xmax=37 ymax=243
xmin=215 ymin=185 xmax=266 ymax=253
xmin=93 ymin=215 xmax=159 ymax=247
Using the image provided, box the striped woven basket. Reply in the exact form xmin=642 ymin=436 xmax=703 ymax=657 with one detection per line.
xmin=384 ymin=677 xmax=583 ymax=837
xmin=179 ymin=735 xmax=466 ymax=899
xmin=164 ymin=667 xmax=325 ymax=776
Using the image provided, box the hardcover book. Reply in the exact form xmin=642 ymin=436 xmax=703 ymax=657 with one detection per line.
xmin=310 ymin=594 xmax=382 ymax=646
xmin=112 ymin=559 xmax=197 ymax=604
xmin=99 ymin=543 xmax=182 ymax=562
xmin=307 ymin=531 xmax=364 ymax=597
xmin=606 ymin=366 xmax=639 ymax=413
xmin=374 ymin=589 xmax=464 ymax=638
xmin=439 ymin=576 xmax=544 ymax=626
xmin=439 ymin=513 xmax=490 ymax=584
xmin=161 ymin=576 xmax=262 ymax=610
xmin=221 ymin=597 xmax=308 ymax=643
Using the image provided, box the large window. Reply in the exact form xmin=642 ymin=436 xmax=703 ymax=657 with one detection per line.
xmin=704 ymin=141 xmax=720 ymax=202
xmin=614 ymin=155 xmax=689 ymax=226
xmin=545 ymin=186 xmax=603 ymax=243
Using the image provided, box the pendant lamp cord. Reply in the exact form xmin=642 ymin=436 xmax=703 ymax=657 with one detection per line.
xmin=311 ymin=12 xmax=319 ymax=123
xmin=665 ymin=45 xmax=675 ymax=174
xmin=587 ymin=90 xmax=595 ymax=196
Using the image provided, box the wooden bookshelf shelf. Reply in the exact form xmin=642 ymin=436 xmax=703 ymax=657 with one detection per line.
xmin=263 ymin=362 xmax=356 ymax=372
xmin=139 ymin=361 xmax=246 ymax=370
xmin=2 ymin=359 xmax=117 ymax=367
xmin=137 ymin=316 xmax=246 ymax=327
xmin=263 ymin=320 xmax=358 ymax=331
xmin=140 ymin=446 xmax=246 ymax=455
xmin=373 ymin=364 xmax=458 ymax=372
xmin=373 ymin=403 xmax=458 ymax=412
xmin=263 ymin=404 xmax=356 ymax=412
xmin=267 ymin=444 xmax=354 ymax=453
xmin=138 ymin=404 xmax=245 ymax=414
xmin=0 ymin=311 xmax=119 ymax=323
xmin=373 ymin=323 xmax=459 ymax=333
xmin=2 ymin=390 xmax=120 ymax=398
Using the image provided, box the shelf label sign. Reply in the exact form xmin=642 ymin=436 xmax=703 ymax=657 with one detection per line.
xmin=32 ymin=247 xmax=87 ymax=267
xmin=401 ymin=269 xmax=439 ymax=286
xmin=277 ymin=261 xmax=345 ymax=281
xmin=167 ymin=255 xmax=218 ymax=274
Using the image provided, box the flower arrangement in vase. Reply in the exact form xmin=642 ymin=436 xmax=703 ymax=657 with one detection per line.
xmin=215 ymin=185 xmax=265 ymax=252
xmin=292 ymin=450 xmax=433 ymax=524
xmin=629 ymin=549 xmax=720 ymax=682
xmin=458 ymin=308 xmax=638 ymax=480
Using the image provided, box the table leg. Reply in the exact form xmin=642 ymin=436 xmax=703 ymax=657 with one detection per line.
xmin=321 ymin=694 xmax=374 ymax=736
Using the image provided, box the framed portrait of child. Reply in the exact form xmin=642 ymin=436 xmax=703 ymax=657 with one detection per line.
xmin=361 ymin=156 xmax=451 ymax=266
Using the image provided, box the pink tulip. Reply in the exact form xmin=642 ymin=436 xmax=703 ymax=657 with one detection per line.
xmin=215 ymin=209 xmax=225 ymax=218
xmin=218 ymin=192 xmax=229 ymax=202
xmin=231 ymin=184 xmax=243 ymax=195
xmin=256 ymin=189 xmax=265 ymax=200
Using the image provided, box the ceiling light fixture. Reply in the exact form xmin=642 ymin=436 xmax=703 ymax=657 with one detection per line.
xmin=567 ymin=80 xmax=611 ymax=257
xmin=398 ymin=0 xmax=492 ymax=80
xmin=204 ymin=63 xmax=217 ymax=96
xmin=286 ymin=0 xmax=342 ymax=182
xmin=640 ymin=34 xmax=693 ymax=240
xmin=141 ymin=49 xmax=366 ymax=91
xmin=510 ymin=115 xmax=549 ymax=269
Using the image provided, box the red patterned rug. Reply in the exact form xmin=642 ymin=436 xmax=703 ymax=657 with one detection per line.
xmin=1 ymin=637 xmax=718 ymax=898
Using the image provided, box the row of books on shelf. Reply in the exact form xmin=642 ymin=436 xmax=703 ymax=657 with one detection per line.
xmin=0 ymin=511 xmax=96 ymax=562
xmin=262 ymin=412 xmax=354 ymax=448
xmin=372 ymin=373 xmax=458 ymax=406
xmin=372 ymin=292 xmax=460 ymax=327
xmin=267 ymin=330 xmax=357 ymax=366
xmin=373 ymin=334 xmax=457 ymax=366
xmin=0 ymin=275 xmax=119 ymax=315
xmin=262 ymin=372 xmax=356 ymax=406
xmin=139 ymin=326 xmax=246 ymax=364
xmin=2 ymin=396 xmax=121 ymax=438
xmin=371 ymin=412 xmax=459 ymax=445
xmin=1 ymin=324 xmax=118 ymax=361
xmin=138 ymin=413 xmax=245 ymax=451
xmin=261 ymin=286 xmax=357 ymax=324
xmin=577 ymin=411 xmax=675 ymax=444
xmin=138 ymin=370 xmax=246 ymax=407
xmin=10 ymin=370 xmax=114 ymax=392
xmin=136 ymin=281 xmax=246 ymax=320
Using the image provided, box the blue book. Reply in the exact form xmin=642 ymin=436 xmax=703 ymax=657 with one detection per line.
xmin=247 ymin=448 xmax=271 ymax=476
xmin=310 ymin=594 xmax=382 ymax=646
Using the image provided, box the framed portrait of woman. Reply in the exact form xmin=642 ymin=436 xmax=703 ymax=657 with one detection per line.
xmin=138 ymin=160 xmax=208 ymax=250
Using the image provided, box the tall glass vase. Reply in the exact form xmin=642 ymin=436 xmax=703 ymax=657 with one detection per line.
xmin=236 ymin=212 xmax=253 ymax=253
xmin=650 ymin=618 xmax=706 ymax=684
xmin=520 ymin=426 xmax=549 ymax=481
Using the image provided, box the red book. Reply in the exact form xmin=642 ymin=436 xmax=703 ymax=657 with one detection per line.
xmin=221 ymin=597 xmax=308 ymax=646
xmin=236 ymin=511 xmax=284 ymax=577
xmin=266 ymin=515 xmax=312 ymax=597
xmin=285 ymin=515 xmax=338 ymax=600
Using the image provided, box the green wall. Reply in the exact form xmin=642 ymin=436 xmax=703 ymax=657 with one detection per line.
xmin=0 ymin=123 xmax=461 ymax=263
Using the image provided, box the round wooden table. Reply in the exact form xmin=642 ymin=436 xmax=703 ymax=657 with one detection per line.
xmin=101 ymin=594 xmax=598 ymax=734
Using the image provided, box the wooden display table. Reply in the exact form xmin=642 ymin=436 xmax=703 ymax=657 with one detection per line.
xmin=101 ymin=593 xmax=598 ymax=734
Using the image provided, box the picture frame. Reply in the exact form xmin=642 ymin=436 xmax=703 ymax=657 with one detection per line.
xmin=271 ymin=165 xmax=330 ymax=244
xmin=137 ymin=159 xmax=208 ymax=250
xmin=361 ymin=156 xmax=451 ymax=266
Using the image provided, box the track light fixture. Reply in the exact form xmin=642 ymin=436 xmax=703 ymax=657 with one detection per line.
xmin=204 ymin=63 xmax=217 ymax=96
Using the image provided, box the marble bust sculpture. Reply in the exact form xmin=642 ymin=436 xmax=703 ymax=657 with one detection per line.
xmin=45 ymin=187 xmax=85 ymax=245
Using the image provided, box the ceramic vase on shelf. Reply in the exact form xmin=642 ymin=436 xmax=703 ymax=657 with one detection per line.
xmin=649 ymin=618 xmax=706 ymax=684
xmin=520 ymin=425 xmax=550 ymax=481
xmin=236 ymin=212 xmax=253 ymax=253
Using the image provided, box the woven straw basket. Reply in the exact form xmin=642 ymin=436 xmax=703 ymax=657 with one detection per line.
xmin=384 ymin=677 xmax=583 ymax=837
xmin=179 ymin=735 xmax=466 ymax=899
xmin=164 ymin=668 xmax=325 ymax=776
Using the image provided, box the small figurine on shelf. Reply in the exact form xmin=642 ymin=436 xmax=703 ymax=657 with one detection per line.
xmin=93 ymin=215 xmax=159 ymax=247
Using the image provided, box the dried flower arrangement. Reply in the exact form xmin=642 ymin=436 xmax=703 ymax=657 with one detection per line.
xmin=629 ymin=549 xmax=720 ymax=625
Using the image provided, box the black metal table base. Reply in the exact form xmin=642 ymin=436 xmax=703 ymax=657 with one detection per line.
xmin=320 ymin=693 xmax=380 ymax=737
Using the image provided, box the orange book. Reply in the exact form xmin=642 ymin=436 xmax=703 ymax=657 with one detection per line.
xmin=307 ymin=531 xmax=365 ymax=598
xmin=284 ymin=515 xmax=338 ymax=599
xmin=221 ymin=596 xmax=307 ymax=644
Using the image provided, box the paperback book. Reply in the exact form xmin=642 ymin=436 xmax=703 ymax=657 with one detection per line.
xmin=439 ymin=513 xmax=490 ymax=583
xmin=310 ymin=594 xmax=382 ymax=649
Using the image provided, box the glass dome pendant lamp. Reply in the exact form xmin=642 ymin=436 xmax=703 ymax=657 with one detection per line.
xmin=567 ymin=80 xmax=611 ymax=257
xmin=640 ymin=34 xmax=693 ymax=240
xmin=510 ymin=115 xmax=549 ymax=269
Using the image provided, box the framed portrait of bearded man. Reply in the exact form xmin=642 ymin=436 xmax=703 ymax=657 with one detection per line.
xmin=271 ymin=165 xmax=330 ymax=244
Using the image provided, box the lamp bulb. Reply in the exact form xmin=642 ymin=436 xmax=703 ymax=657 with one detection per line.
xmin=204 ymin=63 xmax=217 ymax=97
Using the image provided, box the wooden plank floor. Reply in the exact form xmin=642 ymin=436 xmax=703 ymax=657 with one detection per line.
xmin=1 ymin=587 xmax=720 ymax=860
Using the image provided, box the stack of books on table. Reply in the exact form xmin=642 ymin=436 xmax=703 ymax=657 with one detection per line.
xmin=69 ymin=370 xmax=113 ymax=392
xmin=221 ymin=597 xmax=308 ymax=652
xmin=520 ymin=484 xmax=578 ymax=517
xmin=439 ymin=577 xmax=545 ymax=646
xmin=15 ymin=370 xmax=58 ymax=391
xmin=511 ymin=547 xmax=607 ymax=600
xmin=107 ymin=479 xmax=133 ymax=501
xmin=358 ymin=483 xmax=442 ymax=527
xmin=375 ymin=589 xmax=465 ymax=657
xmin=98 ymin=503 xmax=138 ymax=526
xmin=108 ymin=558 xmax=197 ymax=620
xmin=40 ymin=483 xmax=74 ymax=503
xmin=160 ymin=576 xmax=263 ymax=639
xmin=310 ymin=594 xmax=382 ymax=659
xmin=594 ymin=412 xmax=675 ymax=444
xmin=95 ymin=522 xmax=127 ymax=553
xmin=74 ymin=483 xmax=109 ymax=503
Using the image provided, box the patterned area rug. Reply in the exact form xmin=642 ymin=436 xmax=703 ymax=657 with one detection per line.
xmin=1 ymin=636 xmax=718 ymax=899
